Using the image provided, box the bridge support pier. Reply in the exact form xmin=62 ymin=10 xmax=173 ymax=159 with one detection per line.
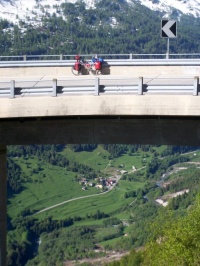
xmin=0 ymin=145 xmax=7 ymax=266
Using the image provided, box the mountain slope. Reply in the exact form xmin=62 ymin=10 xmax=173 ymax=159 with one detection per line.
xmin=139 ymin=0 xmax=200 ymax=18
xmin=0 ymin=0 xmax=200 ymax=27
xmin=0 ymin=0 xmax=200 ymax=56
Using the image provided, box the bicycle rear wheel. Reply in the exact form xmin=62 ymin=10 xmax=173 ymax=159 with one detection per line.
xmin=71 ymin=66 xmax=81 ymax=76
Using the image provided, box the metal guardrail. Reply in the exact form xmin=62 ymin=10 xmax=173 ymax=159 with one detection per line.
xmin=0 ymin=76 xmax=199 ymax=98
xmin=0 ymin=53 xmax=200 ymax=61
xmin=0 ymin=53 xmax=200 ymax=68
xmin=0 ymin=59 xmax=200 ymax=68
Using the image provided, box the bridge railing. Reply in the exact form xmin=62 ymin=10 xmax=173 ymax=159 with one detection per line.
xmin=0 ymin=77 xmax=199 ymax=98
xmin=0 ymin=53 xmax=200 ymax=61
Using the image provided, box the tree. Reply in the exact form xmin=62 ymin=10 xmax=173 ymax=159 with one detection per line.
xmin=142 ymin=195 xmax=200 ymax=265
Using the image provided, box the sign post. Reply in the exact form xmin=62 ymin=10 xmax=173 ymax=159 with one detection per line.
xmin=161 ymin=20 xmax=177 ymax=59
xmin=166 ymin=37 xmax=170 ymax=59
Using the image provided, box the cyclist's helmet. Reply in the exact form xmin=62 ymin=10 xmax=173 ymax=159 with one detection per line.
xmin=75 ymin=55 xmax=81 ymax=60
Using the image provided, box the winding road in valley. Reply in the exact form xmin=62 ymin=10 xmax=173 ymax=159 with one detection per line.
xmin=34 ymin=175 xmax=121 ymax=215
xmin=34 ymin=163 xmax=146 ymax=215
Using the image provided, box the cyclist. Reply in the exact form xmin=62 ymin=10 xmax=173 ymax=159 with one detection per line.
xmin=92 ymin=54 xmax=98 ymax=63
xmin=74 ymin=55 xmax=82 ymax=72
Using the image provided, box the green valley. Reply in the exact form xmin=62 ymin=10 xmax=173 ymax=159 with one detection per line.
xmin=6 ymin=144 xmax=200 ymax=265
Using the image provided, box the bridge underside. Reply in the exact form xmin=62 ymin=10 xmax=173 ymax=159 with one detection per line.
xmin=1 ymin=116 xmax=200 ymax=146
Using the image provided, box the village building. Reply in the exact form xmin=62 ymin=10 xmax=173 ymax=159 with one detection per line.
xmin=96 ymin=184 xmax=103 ymax=189
xmin=120 ymin=170 xmax=128 ymax=175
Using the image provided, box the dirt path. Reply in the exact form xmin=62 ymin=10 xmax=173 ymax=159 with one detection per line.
xmin=64 ymin=251 xmax=129 ymax=266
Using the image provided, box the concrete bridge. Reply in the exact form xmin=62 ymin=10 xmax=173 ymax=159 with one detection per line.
xmin=1 ymin=55 xmax=200 ymax=265
xmin=0 ymin=56 xmax=200 ymax=145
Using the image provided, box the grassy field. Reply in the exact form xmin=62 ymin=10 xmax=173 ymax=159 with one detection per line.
xmin=184 ymin=150 xmax=200 ymax=161
xmin=60 ymin=145 xmax=111 ymax=171
xmin=34 ymin=187 xmax=137 ymax=220
xmin=8 ymin=146 xmax=147 ymax=221
xmin=59 ymin=145 xmax=163 ymax=174
xmin=8 ymin=157 xmax=97 ymax=218
xmin=118 ymin=180 xmax=145 ymax=191
xmin=8 ymin=145 xmax=176 ymax=223
xmin=99 ymin=235 xmax=125 ymax=248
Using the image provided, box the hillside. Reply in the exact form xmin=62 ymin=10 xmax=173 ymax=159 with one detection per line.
xmin=107 ymin=194 xmax=200 ymax=266
xmin=7 ymin=144 xmax=200 ymax=265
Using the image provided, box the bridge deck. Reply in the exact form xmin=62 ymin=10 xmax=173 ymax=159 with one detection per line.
xmin=0 ymin=62 xmax=200 ymax=146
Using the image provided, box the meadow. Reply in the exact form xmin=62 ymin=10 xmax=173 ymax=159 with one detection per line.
xmin=8 ymin=145 xmax=148 ymax=220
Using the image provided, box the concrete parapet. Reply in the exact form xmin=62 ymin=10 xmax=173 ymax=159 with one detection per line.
xmin=0 ymin=65 xmax=200 ymax=78
xmin=1 ymin=94 xmax=200 ymax=118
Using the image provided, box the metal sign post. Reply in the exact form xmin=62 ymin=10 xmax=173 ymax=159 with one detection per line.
xmin=161 ymin=20 xmax=177 ymax=59
xmin=166 ymin=38 xmax=169 ymax=59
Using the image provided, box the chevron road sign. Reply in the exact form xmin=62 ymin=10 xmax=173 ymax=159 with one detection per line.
xmin=161 ymin=20 xmax=177 ymax=38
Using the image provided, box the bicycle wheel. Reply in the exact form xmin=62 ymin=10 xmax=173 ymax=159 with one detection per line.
xmin=91 ymin=69 xmax=102 ymax=76
xmin=100 ymin=68 xmax=104 ymax=75
xmin=71 ymin=66 xmax=81 ymax=76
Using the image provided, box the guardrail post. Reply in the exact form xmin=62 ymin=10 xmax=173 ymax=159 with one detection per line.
xmin=95 ymin=77 xmax=99 ymax=96
xmin=138 ymin=77 xmax=143 ymax=95
xmin=23 ymin=55 xmax=27 ymax=61
xmin=52 ymin=79 xmax=57 ymax=97
xmin=129 ymin=53 xmax=133 ymax=60
xmin=60 ymin=54 xmax=63 ymax=60
xmin=10 ymin=80 xmax=15 ymax=98
xmin=193 ymin=76 xmax=199 ymax=96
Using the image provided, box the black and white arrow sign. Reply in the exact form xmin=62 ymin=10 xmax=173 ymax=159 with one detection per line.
xmin=161 ymin=20 xmax=177 ymax=38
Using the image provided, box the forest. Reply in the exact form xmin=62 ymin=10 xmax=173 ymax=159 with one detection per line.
xmin=106 ymin=194 xmax=200 ymax=266
xmin=0 ymin=1 xmax=200 ymax=56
